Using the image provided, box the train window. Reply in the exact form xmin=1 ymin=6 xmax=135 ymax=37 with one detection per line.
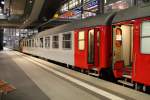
xmin=21 ymin=41 xmax=24 ymax=47
xmin=27 ymin=40 xmax=29 ymax=47
xmin=26 ymin=41 xmax=27 ymax=47
xmin=78 ymin=31 xmax=85 ymax=50
xmin=141 ymin=21 xmax=150 ymax=54
xmin=32 ymin=39 xmax=34 ymax=47
xmin=34 ymin=39 xmax=36 ymax=47
xmin=36 ymin=39 xmax=38 ymax=47
xmin=29 ymin=40 xmax=32 ymax=47
xmin=88 ymin=29 xmax=94 ymax=64
xmin=40 ymin=38 xmax=44 ymax=48
xmin=52 ymin=35 xmax=59 ymax=49
xmin=23 ymin=41 xmax=25 ymax=47
xmin=45 ymin=37 xmax=50 ymax=48
xmin=23 ymin=41 xmax=24 ymax=47
xmin=62 ymin=33 xmax=72 ymax=49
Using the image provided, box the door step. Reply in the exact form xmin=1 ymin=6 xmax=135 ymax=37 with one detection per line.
xmin=91 ymin=67 xmax=98 ymax=71
xmin=89 ymin=73 xmax=99 ymax=77
xmin=122 ymin=74 xmax=132 ymax=79
xmin=89 ymin=67 xmax=99 ymax=77
xmin=118 ymin=80 xmax=134 ymax=87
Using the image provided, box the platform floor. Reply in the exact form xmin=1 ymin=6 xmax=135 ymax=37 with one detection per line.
xmin=0 ymin=49 xmax=150 ymax=100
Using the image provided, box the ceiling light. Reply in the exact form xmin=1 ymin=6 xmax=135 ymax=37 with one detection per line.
xmin=1 ymin=1 xmax=4 ymax=5
xmin=0 ymin=13 xmax=3 ymax=15
xmin=29 ymin=0 xmax=33 ymax=4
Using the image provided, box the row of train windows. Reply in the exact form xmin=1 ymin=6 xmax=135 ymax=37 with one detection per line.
xmin=23 ymin=33 xmax=72 ymax=49
xmin=22 ymin=22 xmax=150 ymax=53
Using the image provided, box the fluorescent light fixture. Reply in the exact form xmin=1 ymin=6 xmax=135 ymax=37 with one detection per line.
xmin=1 ymin=1 xmax=4 ymax=5
xmin=0 ymin=13 xmax=3 ymax=15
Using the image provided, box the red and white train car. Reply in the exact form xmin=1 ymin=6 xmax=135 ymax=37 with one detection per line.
xmin=20 ymin=4 xmax=150 ymax=92
xmin=112 ymin=5 xmax=150 ymax=91
xmin=74 ymin=13 xmax=115 ymax=77
xmin=21 ymin=12 xmax=115 ymax=77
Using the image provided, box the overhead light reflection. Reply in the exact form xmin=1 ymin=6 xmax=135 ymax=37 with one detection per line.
xmin=1 ymin=1 xmax=4 ymax=5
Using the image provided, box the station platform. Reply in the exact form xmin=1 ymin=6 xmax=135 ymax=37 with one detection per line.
xmin=0 ymin=49 xmax=150 ymax=100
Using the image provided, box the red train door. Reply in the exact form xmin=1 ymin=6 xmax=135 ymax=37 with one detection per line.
xmin=132 ymin=20 xmax=150 ymax=86
xmin=87 ymin=28 xmax=100 ymax=69
xmin=75 ymin=28 xmax=100 ymax=70
xmin=75 ymin=29 xmax=88 ymax=69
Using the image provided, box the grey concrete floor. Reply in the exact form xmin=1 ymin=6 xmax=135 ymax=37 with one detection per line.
xmin=1 ymin=50 xmax=150 ymax=100
xmin=0 ymin=50 xmax=50 ymax=100
xmin=0 ymin=50 xmax=104 ymax=100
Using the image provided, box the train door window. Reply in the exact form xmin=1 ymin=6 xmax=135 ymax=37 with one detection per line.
xmin=45 ymin=37 xmax=50 ymax=48
xmin=141 ymin=21 xmax=150 ymax=54
xmin=62 ymin=33 xmax=72 ymax=49
xmin=96 ymin=30 xmax=100 ymax=65
xmin=40 ymin=38 xmax=43 ymax=48
xmin=52 ymin=35 xmax=59 ymax=49
xmin=78 ymin=31 xmax=85 ymax=50
xmin=88 ymin=29 xmax=94 ymax=64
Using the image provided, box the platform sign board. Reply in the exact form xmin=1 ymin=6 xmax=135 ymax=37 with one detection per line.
xmin=104 ymin=0 xmax=132 ymax=13
xmin=84 ymin=0 xmax=98 ymax=10
xmin=59 ymin=0 xmax=98 ymax=19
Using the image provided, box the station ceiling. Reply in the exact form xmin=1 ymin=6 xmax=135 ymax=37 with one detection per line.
xmin=0 ymin=0 xmax=67 ymax=28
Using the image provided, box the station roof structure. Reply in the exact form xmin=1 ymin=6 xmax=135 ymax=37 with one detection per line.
xmin=0 ymin=0 xmax=68 ymax=28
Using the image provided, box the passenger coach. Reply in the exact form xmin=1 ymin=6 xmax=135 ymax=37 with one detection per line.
xmin=20 ymin=12 xmax=116 ymax=78
xmin=112 ymin=5 xmax=150 ymax=91
xmin=20 ymin=4 xmax=150 ymax=92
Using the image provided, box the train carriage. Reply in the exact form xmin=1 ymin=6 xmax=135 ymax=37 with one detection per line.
xmin=20 ymin=4 xmax=150 ymax=92
xmin=21 ymin=12 xmax=116 ymax=77
xmin=112 ymin=4 xmax=150 ymax=91
xmin=74 ymin=12 xmax=115 ymax=76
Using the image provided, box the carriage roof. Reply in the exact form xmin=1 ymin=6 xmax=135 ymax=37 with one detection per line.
xmin=113 ymin=4 xmax=150 ymax=23
xmin=37 ymin=12 xmax=116 ymax=37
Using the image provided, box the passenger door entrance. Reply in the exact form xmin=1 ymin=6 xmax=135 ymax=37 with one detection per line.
xmin=88 ymin=29 xmax=100 ymax=67
xmin=88 ymin=29 xmax=94 ymax=64
xmin=113 ymin=25 xmax=133 ymax=78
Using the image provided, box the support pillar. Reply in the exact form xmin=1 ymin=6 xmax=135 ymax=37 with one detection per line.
xmin=97 ymin=0 xmax=104 ymax=15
